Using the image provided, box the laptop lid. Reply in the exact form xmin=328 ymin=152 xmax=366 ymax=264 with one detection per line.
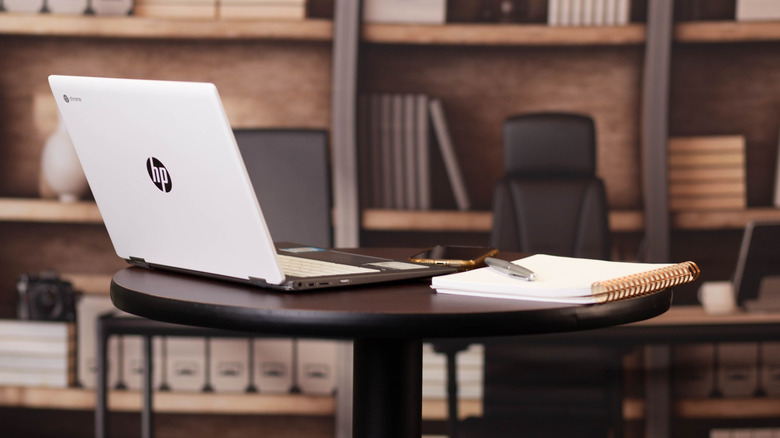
xmin=49 ymin=75 xmax=287 ymax=285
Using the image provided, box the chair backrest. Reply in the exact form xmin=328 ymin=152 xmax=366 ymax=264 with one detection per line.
xmin=234 ymin=128 xmax=333 ymax=248
xmin=489 ymin=113 xmax=610 ymax=260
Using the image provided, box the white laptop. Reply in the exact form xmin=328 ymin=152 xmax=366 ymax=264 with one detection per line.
xmin=49 ymin=75 xmax=452 ymax=291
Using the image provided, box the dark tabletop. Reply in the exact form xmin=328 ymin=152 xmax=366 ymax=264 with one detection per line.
xmin=110 ymin=248 xmax=673 ymax=340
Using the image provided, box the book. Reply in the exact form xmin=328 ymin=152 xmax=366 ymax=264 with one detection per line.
xmin=736 ymin=0 xmax=780 ymax=21
xmin=429 ymin=99 xmax=471 ymax=211
xmin=362 ymin=0 xmax=446 ymax=24
xmin=431 ymin=254 xmax=700 ymax=304
xmin=668 ymin=136 xmax=747 ymax=212
xmin=774 ymin=126 xmax=780 ymax=207
xmin=0 ymin=319 xmax=76 ymax=388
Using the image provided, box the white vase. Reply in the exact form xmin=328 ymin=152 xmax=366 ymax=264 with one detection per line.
xmin=41 ymin=117 xmax=88 ymax=203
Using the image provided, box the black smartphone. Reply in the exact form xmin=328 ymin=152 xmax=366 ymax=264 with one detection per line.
xmin=409 ymin=245 xmax=498 ymax=270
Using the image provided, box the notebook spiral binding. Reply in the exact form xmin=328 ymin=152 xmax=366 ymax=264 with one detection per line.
xmin=591 ymin=261 xmax=701 ymax=303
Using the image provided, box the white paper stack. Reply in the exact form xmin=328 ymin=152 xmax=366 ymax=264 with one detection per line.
xmin=362 ymin=0 xmax=446 ymax=24
xmin=0 ymin=320 xmax=75 ymax=388
xmin=548 ymin=0 xmax=630 ymax=26
xmin=219 ymin=0 xmax=306 ymax=20
xmin=133 ymin=0 xmax=217 ymax=19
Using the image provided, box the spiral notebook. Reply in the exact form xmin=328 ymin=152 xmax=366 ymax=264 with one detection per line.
xmin=431 ymin=254 xmax=700 ymax=304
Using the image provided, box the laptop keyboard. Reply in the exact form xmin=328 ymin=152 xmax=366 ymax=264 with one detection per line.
xmin=277 ymin=254 xmax=380 ymax=278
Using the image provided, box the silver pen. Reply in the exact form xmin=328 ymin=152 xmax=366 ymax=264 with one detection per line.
xmin=484 ymin=257 xmax=537 ymax=281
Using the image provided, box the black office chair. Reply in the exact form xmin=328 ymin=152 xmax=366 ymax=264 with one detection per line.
xmin=490 ymin=112 xmax=610 ymax=259
xmin=235 ymin=128 xmax=333 ymax=248
xmin=458 ymin=113 xmax=619 ymax=438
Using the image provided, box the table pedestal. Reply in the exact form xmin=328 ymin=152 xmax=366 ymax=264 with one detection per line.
xmin=353 ymin=338 xmax=422 ymax=438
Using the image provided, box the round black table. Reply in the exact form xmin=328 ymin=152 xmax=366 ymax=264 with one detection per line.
xmin=110 ymin=249 xmax=673 ymax=438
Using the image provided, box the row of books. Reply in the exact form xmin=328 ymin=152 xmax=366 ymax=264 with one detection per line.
xmin=0 ymin=0 xmax=307 ymax=19
xmin=0 ymin=319 xmax=75 ymax=388
xmin=672 ymin=343 xmax=780 ymax=399
xmin=547 ymin=0 xmax=631 ymax=27
xmin=357 ymin=93 xmax=470 ymax=211
xmin=668 ymin=136 xmax=747 ymax=212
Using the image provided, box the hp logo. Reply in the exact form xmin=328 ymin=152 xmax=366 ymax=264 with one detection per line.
xmin=146 ymin=157 xmax=172 ymax=193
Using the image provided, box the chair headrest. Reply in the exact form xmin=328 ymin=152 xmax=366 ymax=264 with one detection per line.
xmin=503 ymin=113 xmax=596 ymax=177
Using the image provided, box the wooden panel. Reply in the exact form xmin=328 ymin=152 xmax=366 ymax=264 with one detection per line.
xmin=359 ymin=44 xmax=645 ymax=210
xmin=0 ymin=36 xmax=332 ymax=198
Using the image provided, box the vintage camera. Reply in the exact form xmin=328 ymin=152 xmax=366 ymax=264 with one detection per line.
xmin=17 ymin=272 xmax=77 ymax=322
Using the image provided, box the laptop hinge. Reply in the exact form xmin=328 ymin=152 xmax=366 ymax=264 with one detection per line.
xmin=248 ymin=276 xmax=268 ymax=287
xmin=127 ymin=257 xmax=152 ymax=269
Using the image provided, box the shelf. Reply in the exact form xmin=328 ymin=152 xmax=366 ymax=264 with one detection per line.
xmin=675 ymin=20 xmax=780 ymax=43
xmin=362 ymin=22 xmax=646 ymax=46
xmin=361 ymin=209 xmax=644 ymax=233
xmin=0 ymin=386 xmax=334 ymax=415
xmin=677 ymin=397 xmax=780 ymax=419
xmin=630 ymin=305 xmax=780 ymax=327
xmin=0 ymin=385 xmax=481 ymax=419
xmin=0 ymin=13 xmax=333 ymax=41
xmin=0 ymin=198 xmax=102 ymax=224
xmin=624 ymin=396 xmax=780 ymax=420
xmin=672 ymin=207 xmax=780 ymax=230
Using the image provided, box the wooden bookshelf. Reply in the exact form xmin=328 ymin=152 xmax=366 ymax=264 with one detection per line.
xmin=362 ymin=22 xmax=646 ymax=46
xmin=675 ymin=20 xmax=780 ymax=43
xmin=0 ymin=198 xmax=101 ymax=224
xmin=0 ymin=386 xmax=480 ymax=419
xmin=0 ymin=13 xmax=333 ymax=41
xmin=623 ymin=397 xmax=780 ymax=421
xmin=673 ymin=207 xmax=780 ymax=231
xmin=362 ymin=209 xmax=645 ymax=233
